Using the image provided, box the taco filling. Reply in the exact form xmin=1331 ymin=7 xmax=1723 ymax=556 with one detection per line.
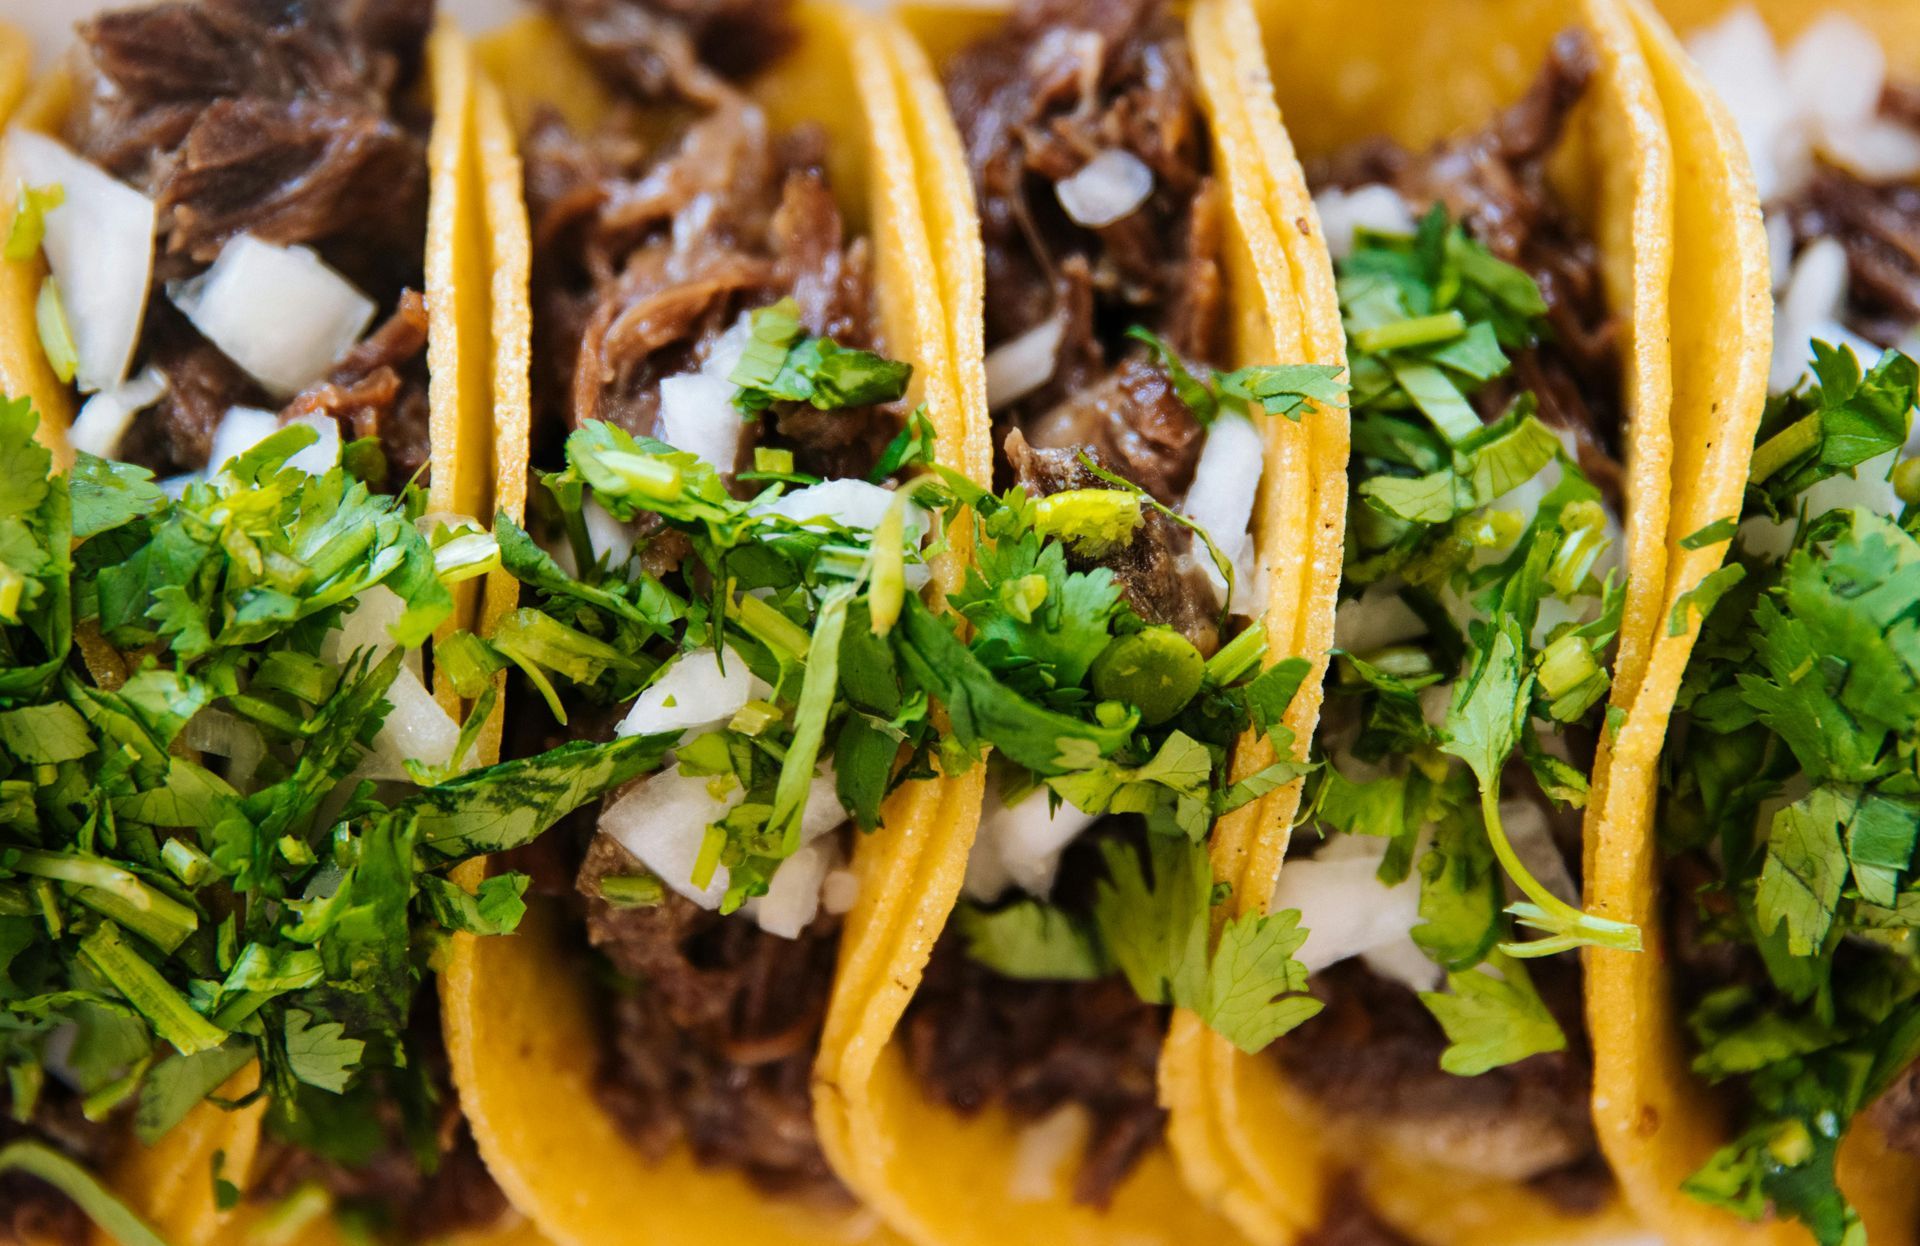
xmin=1647 ymin=11 xmax=1920 ymax=1244
xmin=897 ymin=0 xmax=1342 ymax=1208
xmin=1260 ymin=30 xmax=1632 ymax=1214
xmin=492 ymin=0 xmax=934 ymax=1204
xmin=12 ymin=0 xmax=436 ymax=490
xmin=0 ymin=1 xmax=589 ymax=1240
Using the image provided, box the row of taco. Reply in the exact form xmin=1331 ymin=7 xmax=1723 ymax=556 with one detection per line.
xmin=1 ymin=0 xmax=1916 ymax=1245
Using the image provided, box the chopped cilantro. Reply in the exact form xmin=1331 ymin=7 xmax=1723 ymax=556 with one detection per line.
xmin=730 ymin=298 xmax=913 ymax=414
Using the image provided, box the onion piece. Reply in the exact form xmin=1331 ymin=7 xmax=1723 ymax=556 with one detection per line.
xmin=359 ymin=664 xmax=461 ymax=781
xmin=1183 ymin=412 xmax=1263 ymax=602
xmin=1271 ymin=839 xmax=1424 ymax=978
xmin=206 ymin=407 xmax=280 ymax=473
xmin=67 ymin=367 xmax=166 ymax=459
xmin=746 ymin=836 xmax=836 ymax=938
xmin=1333 ymin=582 xmax=1427 ymax=654
xmin=283 ymin=412 xmax=340 ymax=476
xmin=1686 ymin=8 xmax=1796 ymax=199
xmin=4 ymin=129 xmax=156 ymax=393
xmin=181 ymin=707 xmax=265 ymax=792
xmin=171 ymin=234 xmax=374 ymax=396
xmin=1313 ymin=184 xmax=1417 ymax=260
xmin=1783 ymin=14 xmax=1884 ymax=136
xmin=1055 ymin=149 xmax=1154 ymax=228
xmin=985 ymin=316 xmax=1064 ymax=410
xmin=1770 ymin=238 xmax=1853 ymax=392
xmin=617 ymin=646 xmax=769 ymax=741
xmin=658 ymin=372 xmax=744 ymax=474
xmin=964 ymin=778 xmax=1099 ymax=902
xmin=323 ymin=584 xmax=424 ymax=681
xmin=754 ymin=478 xmax=926 ymax=538
xmin=821 ymin=868 xmax=860 ymax=915
xmin=599 ymin=766 xmax=743 ymax=909
xmin=1007 ymin=1105 xmax=1091 ymax=1203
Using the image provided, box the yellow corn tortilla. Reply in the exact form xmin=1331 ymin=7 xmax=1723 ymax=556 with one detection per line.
xmin=813 ymin=1 xmax=1344 ymax=1242
xmin=0 ymin=16 xmax=527 ymax=1246
xmin=1588 ymin=4 xmax=1920 ymax=1243
xmin=1156 ymin=0 xmax=1686 ymax=1242
xmin=439 ymin=5 xmax=986 ymax=1244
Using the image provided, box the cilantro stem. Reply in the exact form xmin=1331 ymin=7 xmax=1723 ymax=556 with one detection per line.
xmin=868 ymin=497 xmax=908 ymax=637
xmin=734 ymin=592 xmax=812 ymax=661
xmin=35 ymin=276 xmax=77 ymax=385
xmin=770 ymin=586 xmax=852 ymax=853
xmin=1353 ymin=311 xmax=1467 ymax=355
xmin=9 ymin=851 xmax=199 ymax=949
xmin=1749 ymin=414 xmax=1820 ymax=485
xmin=597 ymin=450 xmax=684 ymax=501
xmin=1477 ymin=786 xmax=1641 ymax=956
xmin=1204 ymin=622 xmax=1267 ymax=686
xmin=0 ymin=1141 xmax=169 ymax=1246
xmin=79 ymin=922 xmax=228 ymax=1056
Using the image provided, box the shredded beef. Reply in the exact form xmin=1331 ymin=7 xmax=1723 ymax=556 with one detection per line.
xmin=1272 ymin=958 xmax=1604 ymax=1210
xmin=1006 ymin=429 xmax=1219 ymax=655
xmin=1 ymin=1091 xmax=122 ymax=1246
xmin=946 ymin=0 xmax=1225 ymax=512
xmin=1313 ymin=29 xmax=1624 ymax=503
xmin=1778 ymin=161 xmax=1920 ymax=348
xmin=1871 ymin=1063 xmax=1920 ymax=1158
xmin=903 ymin=824 xmax=1168 ymax=1208
xmin=537 ymin=0 xmax=794 ymax=105
xmin=59 ymin=0 xmax=434 ymax=483
xmin=247 ymin=989 xmax=507 ymax=1241
xmin=523 ymin=84 xmax=896 ymax=481
xmin=1298 ymin=1181 xmax=1419 ymax=1246
xmin=577 ymin=834 xmax=848 ymax=1203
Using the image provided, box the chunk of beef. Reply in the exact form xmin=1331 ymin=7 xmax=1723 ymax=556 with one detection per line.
xmin=283 ymin=289 xmax=433 ymax=484
xmin=540 ymin=0 xmax=794 ymax=105
xmin=1271 ymin=958 xmax=1604 ymax=1210
xmin=117 ymin=303 xmax=269 ymax=476
xmin=69 ymin=0 xmax=429 ymax=292
xmin=1023 ymin=352 xmax=1204 ymax=505
xmin=1299 ymin=1182 xmax=1419 ymax=1246
xmin=903 ymin=823 xmax=1168 ymax=1208
xmin=1006 ymin=429 xmax=1219 ymax=655
xmin=1313 ymin=30 xmax=1624 ymax=497
xmin=524 ymin=96 xmax=895 ymax=481
xmin=1780 ymin=165 xmax=1920 ymax=349
xmin=577 ymin=833 xmax=849 ymax=1203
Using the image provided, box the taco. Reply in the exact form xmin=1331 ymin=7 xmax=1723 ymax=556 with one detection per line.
xmin=1148 ymin=0 xmax=1713 ymax=1241
xmin=438 ymin=1 xmax=991 ymax=1242
xmin=801 ymin=0 xmax=1350 ymax=1240
xmin=0 ymin=3 xmax=601 ymax=1244
xmin=1589 ymin=3 xmax=1920 ymax=1243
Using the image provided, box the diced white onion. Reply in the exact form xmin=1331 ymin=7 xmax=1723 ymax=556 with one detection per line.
xmin=985 ymin=316 xmax=1064 ymax=410
xmin=1360 ymin=937 xmax=1444 ymax=995
xmin=658 ymin=371 xmax=744 ymax=474
xmin=181 ymin=707 xmax=265 ymax=792
xmin=1499 ymin=798 xmax=1579 ymax=906
xmin=1313 ymin=184 xmax=1417 ymax=260
xmin=821 ymin=868 xmax=860 ymax=915
xmin=283 ymin=412 xmax=340 ymax=476
xmin=600 ymin=766 xmax=743 ymax=909
xmin=171 ymin=234 xmax=374 ymax=396
xmin=1183 ymin=412 xmax=1263 ymax=603
xmin=1055 ymin=149 xmax=1154 ymax=229
xmin=753 ymin=478 xmax=926 ymax=538
xmin=1822 ymin=118 xmax=1920 ymax=182
xmin=4 ymin=129 xmax=156 ymax=393
xmin=1771 ymin=237 xmax=1854 ymax=392
xmin=207 ymin=407 xmax=280 ymax=473
xmin=1272 ymin=836 xmax=1425 ymax=984
xmin=1764 ymin=209 xmax=1795 ymax=293
xmin=1783 ymin=14 xmax=1885 ymax=137
xmin=324 ymin=584 xmax=424 ymax=680
xmin=1333 ymin=582 xmax=1427 ymax=654
xmin=617 ymin=646 xmax=769 ymax=741
xmin=963 ymin=777 xmax=1100 ymax=903
xmin=67 ymin=367 xmax=166 ymax=459
xmin=746 ymin=836 xmax=836 ymax=939
xmin=1687 ymin=7 xmax=1796 ymax=199
xmin=359 ymin=664 xmax=461 ymax=781
xmin=1007 ymin=1105 xmax=1091 ymax=1203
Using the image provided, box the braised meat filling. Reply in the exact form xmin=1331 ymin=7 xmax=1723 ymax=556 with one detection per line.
xmin=1 ymin=1090 xmax=123 ymax=1246
xmin=900 ymin=0 xmax=1225 ymax=1205
xmin=1774 ymin=86 xmax=1920 ymax=349
xmin=513 ymin=0 xmax=910 ymax=1205
xmin=1272 ymin=30 xmax=1625 ymax=1219
xmin=64 ymin=0 xmax=435 ymax=484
